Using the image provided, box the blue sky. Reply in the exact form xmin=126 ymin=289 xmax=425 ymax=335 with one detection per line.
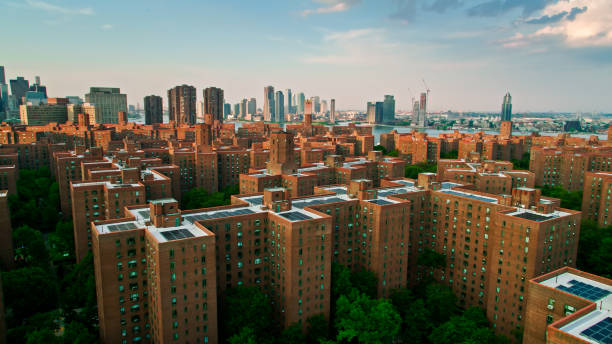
xmin=1 ymin=0 xmax=611 ymax=112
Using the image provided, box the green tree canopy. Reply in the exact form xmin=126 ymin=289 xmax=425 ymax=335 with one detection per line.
xmin=425 ymin=283 xmax=458 ymax=325
xmin=540 ymin=186 xmax=582 ymax=211
xmin=578 ymin=220 xmax=612 ymax=278
xmin=182 ymin=184 xmax=239 ymax=210
xmin=2 ymin=267 xmax=58 ymax=324
xmin=13 ymin=225 xmax=49 ymax=268
xmin=428 ymin=307 xmax=499 ymax=344
xmin=8 ymin=168 xmax=60 ymax=232
xmin=405 ymin=163 xmax=437 ymax=179
xmin=228 ymin=327 xmax=258 ymax=344
xmin=222 ymin=286 xmax=273 ymax=339
xmin=335 ymin=293 xmax=401 ymax=344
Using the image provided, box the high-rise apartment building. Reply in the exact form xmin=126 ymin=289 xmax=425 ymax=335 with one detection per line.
xmin=297 ymin=92 xmax=305 ymax=114
xmin=144 ymin=95 xmax=163 ymax=125
xmin=168 ymin=85 xmax=196 ymax=125
xmin=85 ymin=87 xmax=128 ymax=124
xmin=501 ymin=92 xmax=512 ymax=122
xmin=321 ymin=100 xmax=328 ymax=114
xmin=247 ymin=98 xmax=256 ymax=116
xmin=285 ymin=89 xmax=292 ymax=114
xmin=313 ymin=96 xmax=321 ymax=113
xmin=275 ymin=91 xmax=284 ymax=124
xmin=224 ymin=103 xmax=231 ymax=118
xmin=0 ymin=66 xmax=5 ymax=85
xmin=383 ymin=95 xmax=395 ymax=123
xmin=263 ymin=86 xmax=275 ymax=122
xmin=330 ymin=99 xmax=336 ymax=122
xmin=92 ymin=199 xmax=218 ymax=344
xmin=19 ymin=103 xmax=68 ymax=125
xmin=203 ymin=87 xmax=224 ymax=122
xmin=9 ymin=77 xmax=29 ymax=104
xmin=240 ymin=99 xmax=247 ymax=119
xmin=367 ymin=101 xmax=383 ymax=124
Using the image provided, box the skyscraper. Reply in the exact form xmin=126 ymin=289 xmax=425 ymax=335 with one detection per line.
xmin=501 ymin=92 xmax=512 ymax=122
xmin=224 ymin=103 xmax=231 ymax=118
xmin=0 ymin=66 xmax=5 ymax=85
xmin=263 ymin=86 xmax=275 ymax=122
xmin=167 ymin=85 xmax=196 ymax=125
xmin=383 ymin=95 xmax=395 ymax=123
xmin=321 ymin=100 xmax=328 ymax=114
xmin=297 ymin=92 xmax=305 ymax=114
xmin=9 ymin=77 xmax=29 ymax=104
xmin=247 ymin=98 xmax=256 ymax=116
xmin=313 ymin=96 xmax=321 ymax=113
xmin=144 ymin=95 xmax=163 ymax=124
xmin=275 ymin=91 xmax=284 ymax=123
xmin=367 ymin=102 xmax=382 ymax=124
xmin=240 ymin=98 xmax=248 ymax=119
xmin=418 ymin=92 xmax=427 ymax=126
xmin=330 ymin=99 xmax=336 ymax=122
xmin=85 ymin=87 xmax=128 ymax=124
xmin=285 ymin=89 xmax=292 ymax=114
xmin=203 ymin=87 xmax=224 ymax=122
xmin=233 ymin=103 xmax=240 ymax=117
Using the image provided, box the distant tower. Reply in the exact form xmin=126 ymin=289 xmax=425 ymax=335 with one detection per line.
xmin=9 ymin=77 xmax=29 ymax=104
xmin=247 ymin=98 xmax=256 ymax=116
xmin=275 ymin=91 xmax=284 ymax=124
xmin=285 ymin=89 xmax=292 ymax=114
xmin=330 ymin=99 xmax=336 ymax=122
xmin=263 ymin=86 xmax=275 ymax=122
xmin=297 ymin=92 xmax=305 ymax=114
xmin=0 ymin=66 xmax=5 ymax=85
xmin=501 ymin=92 xmax=512 ymax=122
xmin=167 ymin=85 xmax=196 ymax=125
xmin=224 ymin=103 xmax=231 ymax=118
xmin=383 ymin=95 xmax=395 ymax=123
xmin=418 ymin=92 xmax=427 ymax=126
xmin=203 ymin=87 xmax=224 ymax=123
xmin=144 ymin=95 xmax=163 ymax=124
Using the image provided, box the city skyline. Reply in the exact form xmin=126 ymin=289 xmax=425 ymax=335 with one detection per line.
xmin=1 ymin=0 xmax=611 ymax=113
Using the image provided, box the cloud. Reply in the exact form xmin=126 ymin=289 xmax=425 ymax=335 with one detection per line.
xmin=24 ymin=0 xmax=94 ymax=15
xmin=390 ymin=0 xmax=418 ymax=23
xmin=301 ymin=0 xmax=361 ymax=16
xmin=101 ymin=24 xmax=113 ymax=30
xmin=527 ymin=0 xmax=611 ymax=47
xmin=567 ymin=6 xmax=588 ymax=21
xmin=302 ymin=28 xmax=401 ymax=65
xmin=424 ymin=0 xmax=462 ymax=13
xmin=467 ymin=0 xmax=554 ymax=17
xmin=525 ymin=10 xmax=568 ymax=24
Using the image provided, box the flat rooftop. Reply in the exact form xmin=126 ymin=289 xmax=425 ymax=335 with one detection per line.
xmin=438 ymin=189 xmax=498 ymax=203
xmin=505 ymin=208 xmax=570 ymax=222
xmin=539 ymin=272 xmax=612 ymax=344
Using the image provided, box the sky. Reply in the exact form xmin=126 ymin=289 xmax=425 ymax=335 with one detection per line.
xmin=1 ymin=0 xmax=611 ymax=112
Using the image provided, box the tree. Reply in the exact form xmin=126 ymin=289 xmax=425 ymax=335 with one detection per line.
xmin=13 ymin=225 xmax=49 ymax=268
xmin=373 ymin=145 xmax=387 ymax=155
xmin=61 ymin=252 xmax=96 ymax=314
xmin=440 ymin=150 xmax=458 ymax=159
xmin=278 ymin=323 xmax=306 ymax=344
xmin=511 ymin=152 xmax=530 ymax=170
xmin=306 ymin=314 xmax=329 ymax=343
xmin=8 ymin=168 xmax=60 ymax=232
xmin=425 ymin=283 xmax=458 ymax=325
xmin=182 ymin=185 xmax=239 ymax=210
xmin=540 ymin=186 xmax=582 ymax=211
xmin=331 ymin=263 xmax=353 ymax=300
xmin=417 ymin=248 xmax=446 ymax=269
xmin=2 ymin=267 xmax=58 ymax=325
xmin=335 ymin=293 xmax=401 ymax=344
xmin=48 ymin=220 xmax=75 ymax=263
xmin=428 ymin=307 xmax=497 ymax=344
xmin=402 ymin=299 xmax=432 ymax=343
xmin=350 ymin=269 xmax=378 ymax=299
xmin=386 ymin=150 xmax=399 ymax=157
xmin=222 ymin=286 xmax=273 ymax=339
xmin=228 ymin=327 xmax=258 ymax=344
xmin=405 ymin=162 xmax=437 ymax=179
xmin=26 ymin=328 xmax=61 ymax=344
xmin=62 ymin=321 xmax=98 ymax=344
xmin=577 ymin=220 xmax=612 ymax=278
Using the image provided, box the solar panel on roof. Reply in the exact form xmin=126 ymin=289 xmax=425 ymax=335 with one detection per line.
xmin=377 ymin=188 xmax=411 ymax=197
xmin=512 ymin=212 xmax=553 ymax=222
xmin=160 ymin=228 xmax=195 ymax=241
xmin=556 ymin=280 xmax=611 ymax=301
xmin=440 ymin=189 xmax=497 ymax=203
xmin=580 ymin=317 xmax=612 ymax=344
xmin=279 ymin=212 xmax=312 ymax=221
xmin=369 ymin=199 xmax=392 ymax=205
xmin=107 ymin=222 xmax=138 ymax=232
xmin=293 ymin=197 xmax=344 ymax=209
xmin=184 ymin=208 xmax=254 ymax=223
xmin=138 ymin=210 xmax=150 ymax=219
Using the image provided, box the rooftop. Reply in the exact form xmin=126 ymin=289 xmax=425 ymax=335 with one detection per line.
xmin=540 ymin=272 xmax=612 ymax=344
